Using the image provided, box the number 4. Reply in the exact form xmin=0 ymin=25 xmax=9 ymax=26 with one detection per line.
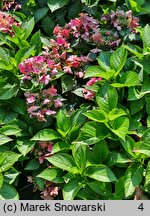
xmin=138 ymin=203 xmax=144 ymax=211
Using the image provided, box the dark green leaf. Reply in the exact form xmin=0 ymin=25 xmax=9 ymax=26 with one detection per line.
xmin=63 ymin=178 xmax=83 ymax=200
xmin=34 ymin=7 xmax=49 ymax=23
xmin=0 ymin=183 xmax=19 ymax=200
xmin=93 ymin=141 xmax=109 ymax=163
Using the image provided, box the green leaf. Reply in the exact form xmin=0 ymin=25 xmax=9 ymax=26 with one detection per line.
xmin=57 ymin=110 xmax=70 ymax=136
xmin=34 ymin=7 xmax=49 ymax=23
xmin=15 ymin=46 xmax=35 ymax=64
xmin=47 ymin=0 xmax=69 ymax=12
xmin=115 ymin=176 xmax=125 ymax=199
xmin=4 ymin=167 xmax=20 ymax=184
xmin=46 ymin=153 xmax=76 ymax=172
xmin=0 ymin=125 xmax=21 ymax=136
xmin=16 ymin=138 xmax=36 ymax=156
xmin=96 ymin=82 xmax=118 ymax=113
xmin=0 ymin=47 xmax=10 ymax=63
xmin=63 ymin=178 xmax=83 ymax=200
xmin=124 ymin=164 xmax=143 ymax=197
xmin=85 ymin=164 xmax=117 ymax=182
xmin=0 ymin=173 xmax=3 ymax=189
xmin=0 ymin=134 xmax=12 ymax=145
xmin=0 ymin=83 xmax=19 ymax=100
xmin=61 ymin=74 xmax=76 ymax=93
xmin=107 ymin=108 xmax=127 ymax=121
xmin=20 ymin=17 xmax=35 ymax=39
xmin=108 ymin=117 xmax=129 ymax=140
xmin=84 ymin=66 xmax=114 ymax=80
xmin=51 ymin=142 xmax=70 ymax=154
xmin=133 ymin=141 xmax=150 ymax=157
xmin=41 ymin=15 xmax=55 ymax=36
xmin=38 ymin=168 xmax=64 ymax=183
xmin=144 ymin=161 xmax=150 ymax=193
xmin=93 ymin=140 xmax=109 ymax=163
xmin=147 ymin=115 xmax=150 ymax=128
xmin=31 ymin=129 xmax=61 ymax=141
xmin=72 ymin=143 xmax=86 ymax=173
xmin=107 ymin=152 xmax=132 ymax=166
xmin=88 ymin=181 xmax=112 ymax=196
xmin=141 ymin=24 xmax=150 ymax=50
xmin=83 ymin=109 xmax=106 ymax=123
xmin=129 ymin=97 xmax=145 ymax=115
xmin=25 ymin=159 xmax=40 ymax=170
xmin=97 ymin=51 xmax=111 ymax=71
xmin=0 ymin=151 xmax=21 ymax=172
xmin=110 ymin=47 xmax=128 ymax=76
xmin=112 ymin=71 xmax=139 ymax=87
xmin=120 ymin=136 xmax=136 ymax=158
xmin=0 ymin=183 xmax=19 ymax=200
xmin=72 ymin=137 xmax=100 ymax=145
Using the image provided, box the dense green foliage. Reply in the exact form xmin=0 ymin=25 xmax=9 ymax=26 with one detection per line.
xmin=0 ymin=0 xmax=150 ymax=200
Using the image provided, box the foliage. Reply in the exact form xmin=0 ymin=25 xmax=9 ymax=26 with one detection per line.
xmin=0 ymin=0 xmax=150 ymax=200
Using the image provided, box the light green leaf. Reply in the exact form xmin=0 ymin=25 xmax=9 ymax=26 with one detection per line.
xmin=15 ymin=46 xmax=35 ymax=64
xmin=0 ymin=173 xmax=3 ymax=189
xmin=107 ymin=152 xmax=132 ymax=166
xmin=20 ymin=17 xmax=35 ymax=39
xmin=31 ymin=129 xmax=61 ymax=141
xmin=16 ymin=138 xmax=36 ymax=156
xmin=0 ymin=134 xmax=12 ymax=145
xmin=83 ymin=109 xmax=106 ymax=123
xmin=107 ymin=108 xmax=127 ymax=121
xmin=0 ymin=152 xmax=21 ymax=172
xmin=85 ymin=164 xmax=117 ymax=182
xmin=47 ymin=0 xmax=69 ymax=12
xmin=96 ymin=82 xmax=118 ymax=113
xmin=84 ymin=66 xmax=114 ymax=80
xmin=51 ymin=142 xmax=70 ymax=154
xmin=144 ymin=161 xmax=150 ymax=193
xmin=141 ymin=24 xmax=150 ymax=50
xmin=46 ymin=153 xmax=76 ymax=172
xmin=0 ymin=125 xmax=21 ymax=136
xmin=124 ymin=164 xmax=143 ymax=197
xmin=110 ymin=47 xmax=128 ymax=76
xmin=108 ymin=117 xmax=129 ymax=140
xmin=4 ymin=167 xmax=20 ymax=184
xmin=72 ymin=143 xmax=86 ymax=173
xmin=112 ymin=71 xmax=139 ymax=87
xmin=133 ymin=141 xmax=150 ymax=157
xmin=38 ymin=168 xmax=64 ymax=183
xmin=0 ymin=83 xmax=19 ymax=100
